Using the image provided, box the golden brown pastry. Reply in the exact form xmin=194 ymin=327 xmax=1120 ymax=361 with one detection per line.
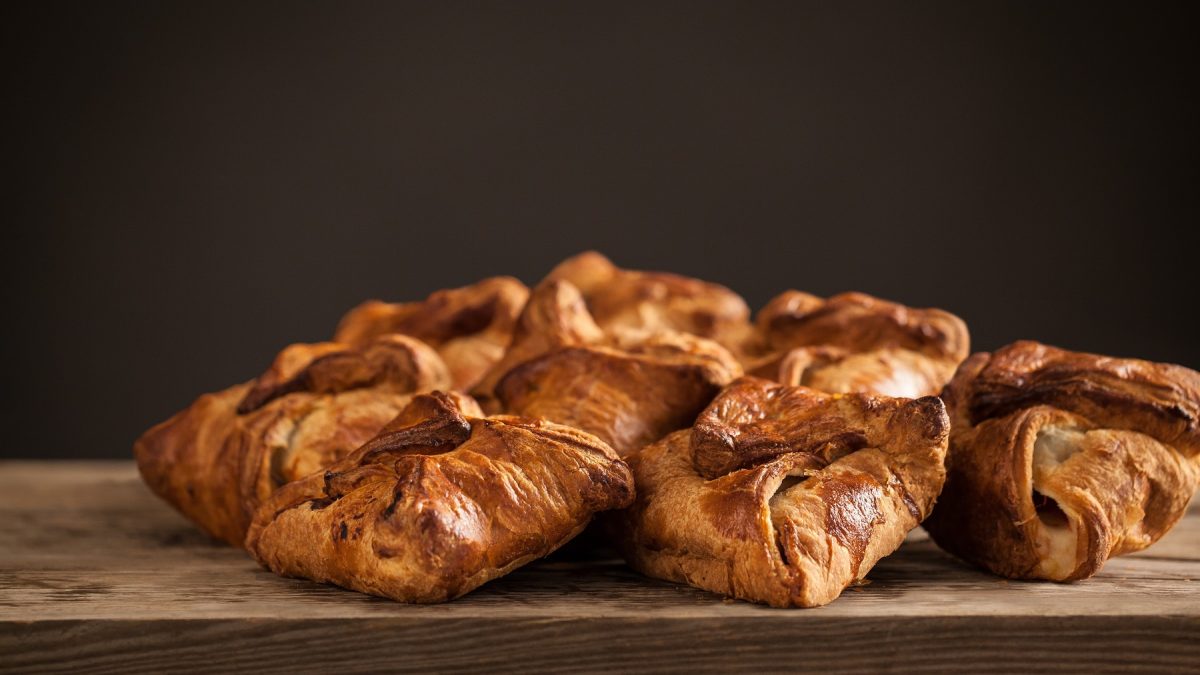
xmin=924 ymin=341 xmax=1200 ymax=581
xmin=545 ymin=251 xmax=750 ymax=348
xmin=473 ymin=279 xmax=743 ymax=455
xmin=334 ymin=276 xmax=529 ymax=391
xmin=744 ymin=291 xmax=969 ymax=399
xmin=134 ymin=335 xmax=451 ymax=546
xmin=616 ymin=376 xmax=949 ymax=607
xmin=246 ymin=391 xmax=635 ymax=603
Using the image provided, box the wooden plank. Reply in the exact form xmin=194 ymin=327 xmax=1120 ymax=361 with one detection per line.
xmin=1 ymin=461 xmax=1198 ymax=673
xmin=5 ymin=617 xmax=1197 ymax=674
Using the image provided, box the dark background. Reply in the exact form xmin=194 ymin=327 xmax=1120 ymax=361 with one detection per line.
xmin=6 ymin=2 xmax=1197 ymax=459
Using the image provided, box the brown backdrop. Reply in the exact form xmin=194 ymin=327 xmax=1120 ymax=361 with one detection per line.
xmin=6 ymin=1 xmax=1197 ymax=458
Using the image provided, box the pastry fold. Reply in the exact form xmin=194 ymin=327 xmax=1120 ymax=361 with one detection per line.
xmin=616 ymin=376 xmax=949 ymax=607
xmin=924 ymin=341 xmax=1200 ymax=581
xmin=545 ymin=251 xmax=750 ymax=349
xmin=246 ymin=391 xmax=635 ymax=603
xmin=474 ymin=279 xmax=742 ymax=455
xmin=334 ymin=276 xmax=529 ymax=390
xmin=134 ymin=335 xmax=450 ymax=545
xmin=744 ymin=291 xmax=969 ymax=398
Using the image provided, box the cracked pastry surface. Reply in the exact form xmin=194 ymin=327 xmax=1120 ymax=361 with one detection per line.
xmin=545 ymin=251 xmax=751 ymax=350
xmin=916 ymin=341 xmax=1200 ymax=578
xmin=246 ymin=391 xmax=635 ymax=603
xmin=474 ymin=278 xmax=743 ymax=456
xmin=924 ymin=340 xmax=1200 ymax=581
xmin=744 ymin=291 xmax=969 ymax=398
xmin=615 ymin=376 xmax=949 ymax=607
xmin=134 ymin=335 xmax=450 ymax=546
xmin=334 ymin=276 xmax=529 ymax=391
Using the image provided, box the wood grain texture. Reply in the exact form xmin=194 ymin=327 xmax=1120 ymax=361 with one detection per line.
xmin=1 ymin=461 xmax=1198 ymax=673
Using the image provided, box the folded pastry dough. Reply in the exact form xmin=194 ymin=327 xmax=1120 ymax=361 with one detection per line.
xmin=743 ymin=291 xmax=969 ymax=399
xmin=546 ymin=251 xmax=750 ymax=349
xmin=134 ymin=335 xmax=450 ymax=546
xmin=924 ymin=340 xmax=1200 ymax=581
xmin=473 ymin=279 xmax=743 ymax=455
xmin=616 ymin=376 xmax=949 ymax=607
xmin=246 ymin=391 xmax=635 ymax=602
xmin=334 ymin=276 xmax=529 ymax=391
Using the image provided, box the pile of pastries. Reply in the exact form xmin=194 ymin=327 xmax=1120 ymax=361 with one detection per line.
xmin=135 ymin=252 xmax=1200 ymax=607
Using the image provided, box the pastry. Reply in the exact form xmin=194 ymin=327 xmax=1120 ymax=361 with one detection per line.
xmin=616 ymin=376 xmax=949 ymax=607
xmin=334 ymin=276 xmax=529 ymax=390
xmin=924 ymin=340 xmax=1200 ymax=581
xmin=744 ymin=291 xmax=969 ymax=398
xmin=246 ymin=391 xmax=635 ymax=602
xmin=545 ymin=251 xmax=750 ymax=349
xmin=134 ymin=335 xmax=450 ymax=545
xmin=474 ymin=279 xmax=743 ymax=455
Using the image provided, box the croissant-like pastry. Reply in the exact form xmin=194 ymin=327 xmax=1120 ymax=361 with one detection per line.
xmin=333 ymin=276 xmax=529 ymax=390
xmin=545 ymin=251 xmax=750 ymax=348
xmin=246 ymin=391 xmax=635 ymax=603
xmin=616 ymin=376 xmax=949 ymax=607
xmin=744 ymin=291 xmax=969 ymax=399
xmin=474 ymin=279 xmax=742 ymax=455
xmin=134 ymin=335 xmax=450 ymax=546
xmin=924 ymin=341 xmax=1200 ymax=581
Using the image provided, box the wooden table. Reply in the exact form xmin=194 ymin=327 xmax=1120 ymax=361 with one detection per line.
xmin=1 ymin=461 xmax=1197 ymax=673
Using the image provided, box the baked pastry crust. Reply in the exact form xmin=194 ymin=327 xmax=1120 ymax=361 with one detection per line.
xmin=134 ymin=335 xmax=450 ymax=546
xmin=745 ymin=291 xmax=969 ymax=398
xmin=334 ymin=276 xmax=529 ymax=391
xmin=545 ymin=251 xmax=750 ymax=349
xmin=616 ymin=376 xmax=949 ymax=607
xmin=246 ymin=391 xmax=635 ymax=603
xmin=474 ymin=279 xmax=743 ymax=455
xmin=924 ymin=341 xmax=1200 ymax=581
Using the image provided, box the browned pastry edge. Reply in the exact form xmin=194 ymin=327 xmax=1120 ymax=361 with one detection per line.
xmin=495 ymin=336 xmax=742 ymax=456
xmin=475 ymin=279 xmax=743 ymax=455
xmin=237 ymin=335 xmax=447 ymax=414
xmin=246 ymin=392 xmax=635 ymax=603
xmin=954 ymin=340 xmax=1200 ymax=454
xmin=743 ymin=291 xmax=969 ymax=398
xmin=333 ymin=276 xmax=530 ymax=391
xmin=134 ymin=335 xmax=451 ymax=546
xmin=545 ymin=251 xmax=751 ymax=347
xmin=616 ymin=376 xmax=948 ymax=607
xmin=755 ymin=291 xmax=969 ymax=359
xmin=925 ymin=341 xmax=1200 ymax=581
xmin=471 ymin=279 xmax=604 ymax=405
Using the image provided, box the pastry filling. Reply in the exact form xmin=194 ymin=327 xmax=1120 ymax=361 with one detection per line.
xmin=1030 ymin=426 xmax=1084 ymax=578
xmin=773 ymin=474 xmax=808 ymax=499
xmin=268 ymin=415 xmax=306 ymax=488
xmin=1032 ymin=490 xmax=1069 ymax=528
xmin=768 ymin=469 xmax=812 ymax=567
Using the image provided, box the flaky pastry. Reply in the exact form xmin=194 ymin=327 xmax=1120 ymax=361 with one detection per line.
xmin=545 ymin=251 xmax=750 ymax=349
xmin=924 ymin=341 xmax=1200 ymax=581
xmin=246 ymin=391 xmax=634 ymax=602
xmin=616 ymin=376 xmax=949 ymax=607
xmin=134 ymin=335 xmax=450 ymax=545
xmin=744 ymin=291 xmax=969 ymax=398
xmin=334 ymin=276 xmax=529 ymax=391
xmin=474 ymin=279 xmax=743 ymax=455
